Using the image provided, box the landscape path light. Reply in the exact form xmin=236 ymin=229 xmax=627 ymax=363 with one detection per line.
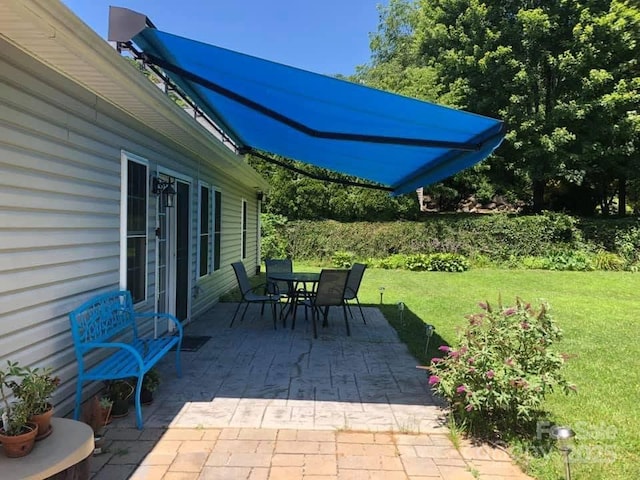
xmin=550 ymin=425 xmax=575 ymax=480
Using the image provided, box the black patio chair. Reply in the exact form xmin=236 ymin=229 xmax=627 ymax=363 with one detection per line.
xmin=344 ymin=263 xmax=367 ymax=324
xmin=264 ymin=258 xmax=293 ymax=326
xmin=230 ymin=262 xmax=280 ymax=329
xmin=302 ymin=269 xmax=350 ymax=338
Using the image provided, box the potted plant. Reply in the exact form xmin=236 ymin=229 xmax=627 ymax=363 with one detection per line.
xmin=10 ymin=365 xmax=60 ymax=440
xmin=82 ymin=395 xmax=112 ymax=455
xmin=140 ymin=369 xmax=160 ymax=405
xmin=106 ymin=380 xmax=134 ymax=418
xmin=0 ymin=361 xmax=38 ymax=457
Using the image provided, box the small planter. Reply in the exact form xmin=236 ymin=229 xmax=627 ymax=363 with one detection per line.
xmin=110 ymin=398 xmax=129 ymax=418
xmin=141 ymin=388 xmax=153 ymax=405
xmin=0 ymin=422 xmax=38 ymax=458
xmin=31 ymin=403 xmax=54 ymax=441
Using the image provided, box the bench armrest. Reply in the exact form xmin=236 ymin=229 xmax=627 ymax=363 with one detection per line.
xmin=83 ymin=341 xmax=145 ymax=371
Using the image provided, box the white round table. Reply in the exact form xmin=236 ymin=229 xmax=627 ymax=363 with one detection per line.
xmin=0 ymin=417 xmax=94 ymax=480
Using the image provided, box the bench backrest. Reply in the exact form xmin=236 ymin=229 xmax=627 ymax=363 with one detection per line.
xmin=69 ymin=290 xmax=138 ymax=355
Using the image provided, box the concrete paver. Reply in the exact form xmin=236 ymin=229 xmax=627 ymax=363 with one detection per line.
xmin=88 ymin=302 xmax=532 ymax=479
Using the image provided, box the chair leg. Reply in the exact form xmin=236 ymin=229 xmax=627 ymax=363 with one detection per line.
xmin=355 ymin=297 xmax=366 ymax=324
xmin=312 ymin=307 xmax=318 ymax=339
xmin=230 ymin=301 xmax=243 ymax=327
xmin=346 ymin=301 xmax=354 ymax=318
xmin=134 ymin=374 xmax=144 ymax=430
xmin=321 ymin=306 xmax=329 ymax=327
xmin=271 ymin=301 xmax=277 ymax=330
xmin=343 ymin=304 xmax=351 ymax=336
xmin=240 ymin=302 xmax=251 ymax=322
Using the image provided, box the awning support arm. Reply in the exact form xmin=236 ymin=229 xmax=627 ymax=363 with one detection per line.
xmin=245 ymin=149 xmax=394 ymax=192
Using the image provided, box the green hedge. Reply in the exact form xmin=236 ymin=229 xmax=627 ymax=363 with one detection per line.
xmin=266 ymin=212 xmax=639 ymax=268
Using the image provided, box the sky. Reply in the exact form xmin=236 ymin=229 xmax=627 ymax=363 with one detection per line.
xmin=61 ymin=0 xmax=385 ymax=76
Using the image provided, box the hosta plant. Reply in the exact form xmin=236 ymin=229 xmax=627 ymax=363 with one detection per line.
xmin=428 ymin=298 xmax=576 ymax=437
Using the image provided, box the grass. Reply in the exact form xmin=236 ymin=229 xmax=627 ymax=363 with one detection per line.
xmin=285 ymin=264 xmax=639 ymax=480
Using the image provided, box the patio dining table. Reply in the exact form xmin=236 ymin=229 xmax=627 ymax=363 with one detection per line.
xmin=268 ymin=271 xmax=320 ymax=328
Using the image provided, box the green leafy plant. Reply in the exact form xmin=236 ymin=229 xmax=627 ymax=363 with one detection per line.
xmin=405 ymin=253 xmax=470 ymax=272
xmin=9 ymin=366 xmax=60 ymax=416
xmin=332 ymin=251 xmax=355 ymax=268
xmin=107 ymin=379 xmax=134 ymax=402
xmin=0 ymin=362 xmax=32 ymax=436
xmin=142 ymin=369 xmax=160 ymax=393
xmin=428 ymin=298 xmax=576 ymax=437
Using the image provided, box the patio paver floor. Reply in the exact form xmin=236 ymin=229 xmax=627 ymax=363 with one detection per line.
xmin=89 ymin=302 xmax=532 ymax=479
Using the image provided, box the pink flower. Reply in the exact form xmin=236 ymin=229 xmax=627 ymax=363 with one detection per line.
xmin=459 ymin=346 xmax=468 ymax=354
xmin=504 ymin=307 xmax=516 ymax=316
xmin=438 ymin=345 xmax=451 ymax=353
xmin=468 ymin=367 xmax=476 ymax=374
xmin=505 ymin=358 xmax=514 ymax=367
xmin=428 ymin=375 xmax=440 ymax=385
xmin=467 ymin=357 xmax=475 ymax=365
xmin=486 ymin=370 xmax=495 ymax=379
xmin=478 ymin=302 xmax=488 ymax=310
xmin=449 ymin=350 xmax=460 ymax=359
xmin=456 ymin=385 xmax=467 ymax=394
xmin=465 ymin=404 xmax=474 ymax=412
xmin=431 ymin=357 xmax=443 ymax=364
xmin=521 ymin=322 xmax=530 ymax=330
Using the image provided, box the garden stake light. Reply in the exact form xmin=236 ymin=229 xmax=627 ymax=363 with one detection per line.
xmin=378 ymin=287 xmax=385 ymax=304
xmin=397 ymin=302 xmax=405 ymax=325
xmin=424 ymin=324 xmax=435 ymax=356
xmin=551 ymin=425 xmax=575 ymax=480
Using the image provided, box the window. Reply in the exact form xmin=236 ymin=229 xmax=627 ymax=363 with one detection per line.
xmin=241 ymin=199 xmax=247 ymax=259
xmin=213 ymin=190 xmax=222 ymax=271
xmin=198 ymin=184 xmax=211 ymax=277
xmin=125 ymin=158 xmax=148 ymax=303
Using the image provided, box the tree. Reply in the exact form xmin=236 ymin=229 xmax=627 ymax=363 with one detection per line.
xmin=360 ymin=0 xmax=639 ymax=215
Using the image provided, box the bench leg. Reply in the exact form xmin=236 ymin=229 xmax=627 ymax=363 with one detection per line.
xmin=134 ymin=374 xmax=144 ymax=430
xmin=175 ymin=340 xmax=183 ymax=378
xmin=73 ymin=379 xmax=83 ymax=420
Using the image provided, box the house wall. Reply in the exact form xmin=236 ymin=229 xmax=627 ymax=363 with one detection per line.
xmin=0 ymin=38 xmax=262 ymax=415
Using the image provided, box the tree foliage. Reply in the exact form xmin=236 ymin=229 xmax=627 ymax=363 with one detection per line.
xmin=248 ymin=155 xmax=420 ymax=221
xmin=356 ymin=0 xmax=640 ymax=215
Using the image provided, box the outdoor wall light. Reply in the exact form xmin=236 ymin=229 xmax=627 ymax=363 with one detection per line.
xmin=152 ymin=177 xmax=176 ymax=208
xmin=550 ymin=425 xmax=575 ymax=480
xmin=257 ymin=191 xmax=265 ymax=201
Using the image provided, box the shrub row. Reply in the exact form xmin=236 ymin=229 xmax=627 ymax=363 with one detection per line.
xmin=268 ymin=212 xmax=639 ymax=264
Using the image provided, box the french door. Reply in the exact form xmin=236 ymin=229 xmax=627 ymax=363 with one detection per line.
xmin=156 ymin=174 xmax=190 ymax=324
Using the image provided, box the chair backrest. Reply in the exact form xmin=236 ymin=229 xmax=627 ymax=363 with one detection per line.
xmin=313 ymin=269 xmax=350 ymax=307
xmin=265 ymin=258 xmax=293 ymax=294
xmin=231 ymin=262 xmax=252 ymax=297
xmin=345 ymin=263 xmax=367 ymax=300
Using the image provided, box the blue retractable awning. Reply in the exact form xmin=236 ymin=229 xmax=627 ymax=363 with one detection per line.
xmin=123 ymin=17 xmax=505 ymax=195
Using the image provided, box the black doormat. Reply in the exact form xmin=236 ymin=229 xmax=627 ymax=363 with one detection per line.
xmin=171 ymin=335 xmax=212 ymax=352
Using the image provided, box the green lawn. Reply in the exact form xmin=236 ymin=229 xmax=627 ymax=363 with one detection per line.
xmin=290 ymin=265 xmax=639 ymax=480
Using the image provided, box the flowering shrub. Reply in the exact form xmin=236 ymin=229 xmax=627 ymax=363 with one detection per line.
xmin=428 ymin=298 xmax=576 ymax=435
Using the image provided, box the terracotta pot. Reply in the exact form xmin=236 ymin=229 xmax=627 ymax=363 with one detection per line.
xmin=0 ymin=422 xmax=38 ymax=458
xmin=31 ymin=403 xmax=54 ymax=441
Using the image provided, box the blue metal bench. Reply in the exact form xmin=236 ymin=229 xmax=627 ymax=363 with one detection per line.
xmin=69 ymin=290 xmax=183 ymax=429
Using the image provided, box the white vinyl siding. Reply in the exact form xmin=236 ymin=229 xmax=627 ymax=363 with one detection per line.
xmin=0 ymin=39 xmax=265 ymax=417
